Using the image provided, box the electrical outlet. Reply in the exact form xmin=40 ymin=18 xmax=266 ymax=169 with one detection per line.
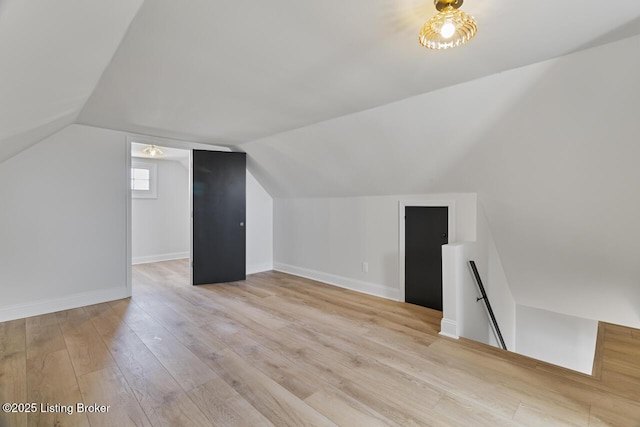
xmin=362 ymin=262 xmax=369 ymax=273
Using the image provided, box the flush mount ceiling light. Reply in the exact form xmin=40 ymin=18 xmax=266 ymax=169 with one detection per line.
xmin=419 ymin=0 xmax=477 ymax=50
xmin=142 ymin=145 xmax=163 ymax=157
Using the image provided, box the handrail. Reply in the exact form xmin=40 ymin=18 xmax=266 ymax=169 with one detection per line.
xmin=469 ymin=260 xmax=507 ymax=351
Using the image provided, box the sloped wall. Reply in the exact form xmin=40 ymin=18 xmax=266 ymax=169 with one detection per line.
xmin=0 ymin=0 xmax=143 ymax=163
xmin=0 ymin=125 xmax=129 ymax=320
xmin=434 ymin=35 xmax=640 ymax=328
xmin=246 ymin=171 xmax=274 ymax=274
xmin=471 ymin=205 xmax=516 ymax=350
xmin=245 ymin=35 xmax=640 ymax=328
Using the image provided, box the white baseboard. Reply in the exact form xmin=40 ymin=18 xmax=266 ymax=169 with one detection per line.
xmin=274 ymin=262 xmax=402 ymax=301
xmin=439 ymin=318 xmax=459 ymax=339
xmin=247 ymin=262 xmax=273 ymax=275
xmin=0 ymin=286 xmax=130 ymax=323
xmin=132 ymin=252 xmax=189 ymax=265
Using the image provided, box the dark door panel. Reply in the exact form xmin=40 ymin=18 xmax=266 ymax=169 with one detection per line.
xmin=192 ymin=150 xmax=246 ymax=285
xmin=405 ymin=206 xmax=448 ymax=310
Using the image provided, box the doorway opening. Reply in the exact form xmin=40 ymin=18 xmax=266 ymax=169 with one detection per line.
xmin=130 ymin=142 xmax=191 ymax=287
xmin=126 ymin=136 xmax=250 ymax=292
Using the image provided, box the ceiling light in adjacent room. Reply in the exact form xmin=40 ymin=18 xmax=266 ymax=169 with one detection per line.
xmin=142 ymin=145 xmax=163 ymax=157
xmin=419 ymin=0 xmax=477 ymax=50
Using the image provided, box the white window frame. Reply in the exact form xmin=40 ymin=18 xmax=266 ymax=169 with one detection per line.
xmin=131 ymin=160 xmax=157 ymax=199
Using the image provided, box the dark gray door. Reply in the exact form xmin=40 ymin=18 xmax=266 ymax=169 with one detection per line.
xmin=192 ymin=150 xmax=246 ymax=285
xmin=405 ymin=206 xmax=448 ymax=310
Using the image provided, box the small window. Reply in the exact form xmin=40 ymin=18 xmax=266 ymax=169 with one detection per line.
xmin=131 ymin=160 xmax=157 ymax=199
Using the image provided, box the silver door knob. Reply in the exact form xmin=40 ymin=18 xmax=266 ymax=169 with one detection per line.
xmin=240 ymin=222 xmax=245 ymax=227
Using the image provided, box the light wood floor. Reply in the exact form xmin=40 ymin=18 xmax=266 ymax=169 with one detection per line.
xmin=1 ymin=260 xmax=639 ymax=426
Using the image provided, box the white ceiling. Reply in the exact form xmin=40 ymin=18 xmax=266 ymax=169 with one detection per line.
xmin=77 ymin=0 xmax=640 ymax=146
xmin=0 ymin=0 xmax=143 ymax=163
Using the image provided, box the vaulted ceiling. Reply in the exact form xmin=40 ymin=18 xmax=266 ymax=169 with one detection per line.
xmin=76 ymin=0 xmax=640 ymax=145
xmin=0 ymin=0 xmax=143 ymax=163
xmin=2 ymin=0 xmax=639 ymax=159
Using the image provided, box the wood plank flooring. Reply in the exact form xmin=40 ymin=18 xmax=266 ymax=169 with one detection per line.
xmin=1 ymin=259 xmax=639 ymax=426
xmin=597 ymin=323 xmax=640 ymax=402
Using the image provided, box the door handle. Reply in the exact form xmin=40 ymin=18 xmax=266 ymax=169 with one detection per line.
xmin=441 ymin=233 xmax=447 ymax=238
xmin=240 ymin=222 xmax=245 ymax=227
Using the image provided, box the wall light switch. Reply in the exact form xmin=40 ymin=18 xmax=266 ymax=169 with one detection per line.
xmin=362 ymin=262 xmax=368 ymax=273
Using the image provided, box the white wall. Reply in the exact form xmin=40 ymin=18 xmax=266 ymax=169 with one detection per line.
xmin=516 ymin=305 xmax=599 ymax=375
xmin=274 ymin=193 xmax=476 ymax=300
xmin=0 ymin=124 xmax=129 ymax=321
xmin=0 ymin=124 xmax=274 ymax=322
xmin=247 ymin=170 xmax=273 ymax=274
xmin=441 ymin=243 xmax=489 ymax=342
xmin=441 ymin=234 xmax=514 ymax=350
xmin=473 ymin=205 xmax=516 ymax=350
xmin=437 ymin=35 xmax=640 ymax=329
xmin=132 ymin=158 xmax=189 ymax=264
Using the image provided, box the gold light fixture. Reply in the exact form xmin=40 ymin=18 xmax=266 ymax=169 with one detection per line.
xmin=142 ymin=145 xmax=163 ymax=157
xmin=419 ymin=0 xmax=477 ymax=50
